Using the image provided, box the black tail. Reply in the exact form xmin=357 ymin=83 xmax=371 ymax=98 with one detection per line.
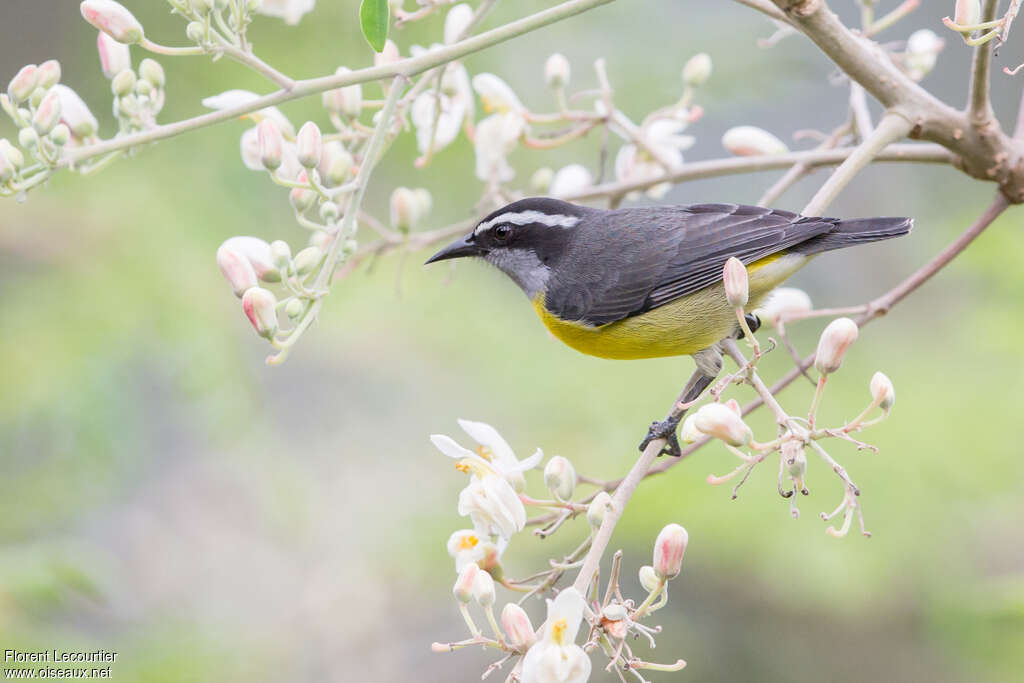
xmin=794 ymin=216 xmax=913 ymax=255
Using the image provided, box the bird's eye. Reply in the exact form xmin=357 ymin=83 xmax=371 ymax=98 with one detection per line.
xmin=493 ymin=224 xmax=512 ymax=241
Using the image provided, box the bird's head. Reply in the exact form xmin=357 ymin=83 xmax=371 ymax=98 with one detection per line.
xmin=425 ymin=197 xmax=590 ymax=297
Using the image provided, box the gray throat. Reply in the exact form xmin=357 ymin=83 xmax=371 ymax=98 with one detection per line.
xmin=483 ymin=249 xmax=552 ymax=299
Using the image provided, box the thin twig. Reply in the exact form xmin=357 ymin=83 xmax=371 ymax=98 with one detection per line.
xmin=968 ymin=0 xmax=1001 ymax=126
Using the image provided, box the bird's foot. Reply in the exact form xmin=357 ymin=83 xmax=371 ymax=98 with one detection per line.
xmin=736 ymin=313 xmax=761 ymax=340
xmin=640 ymin=418 xmax=682 ymax=457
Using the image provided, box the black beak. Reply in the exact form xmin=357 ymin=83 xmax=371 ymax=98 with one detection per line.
xmin=425 ymin=234 xmax=486 ymax=264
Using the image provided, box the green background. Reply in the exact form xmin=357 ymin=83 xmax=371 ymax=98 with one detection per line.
xmin=1 ymin=1 xmax=1023 ymax=681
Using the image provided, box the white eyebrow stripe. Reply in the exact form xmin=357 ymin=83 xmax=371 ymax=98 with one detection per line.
xmin=474 ymin=210 xmax=581 ymax=235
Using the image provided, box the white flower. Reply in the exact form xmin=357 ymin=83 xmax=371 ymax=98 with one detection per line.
xmin=474 ymin=112 xmax=525 ymax=182
xmin=472 ymin=73 xmax=524 ymax=113
xmin=521 ymin=588 xmax=592 ymax=683
xmin=456 ymin=418 xmax=541 ymax=491
xmin=52 ymin=85 xmax=99 ymax=139
xmin=202 ymin=90 xmax=295 ymax=136
xmin=549 ymin=164 xmax=593 ymax=198
xmin=254 ymin=0 xmax=316 ymax=25
xmin=446 ymin=529 xmax=506 ymax=572
xmin=444 ymin=3 xmax=474 ymax=44
xmin=412 ymin=92 xmax=467 ymax=156
xmin=614 ymin=118 xmax=693 ymax=199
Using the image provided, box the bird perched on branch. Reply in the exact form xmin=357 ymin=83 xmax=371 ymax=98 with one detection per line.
xmin=426 ymin=197 xmax=911 ymax=456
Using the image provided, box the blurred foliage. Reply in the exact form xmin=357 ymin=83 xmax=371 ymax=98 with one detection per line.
xmin=1 ymin=1 xmax=1023 ymax=682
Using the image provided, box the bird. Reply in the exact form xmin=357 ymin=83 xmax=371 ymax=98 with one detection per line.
xmin=426 ymin=197 xmax=911 ymax=456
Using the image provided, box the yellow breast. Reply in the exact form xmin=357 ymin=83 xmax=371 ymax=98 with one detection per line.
xmin=532 ymin=252 xmax=809 ymax=359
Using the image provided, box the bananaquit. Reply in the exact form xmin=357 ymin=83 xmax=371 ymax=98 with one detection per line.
xmin=426 ymin=198 xmax=911 ymax=456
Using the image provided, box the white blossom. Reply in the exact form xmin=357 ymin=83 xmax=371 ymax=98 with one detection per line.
xmin=521 ymin=588 xmax=592 ymax=683
xmin=474 ymin=112 xmax=525 ymax=182
xmin=472 ymin=73 xmax=524 ymax=114
xmin=254 ymin=0 xmax=316 ymax=25
xmin=549 ymin=164 xmax=593 ymax=198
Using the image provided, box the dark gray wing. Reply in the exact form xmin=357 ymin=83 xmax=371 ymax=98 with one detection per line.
xmin=544 ymin=203 xmax=837 ymax=326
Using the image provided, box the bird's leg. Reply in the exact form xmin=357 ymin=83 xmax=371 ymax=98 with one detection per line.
xmin=639 ymin=347 xmax=723 ymax=457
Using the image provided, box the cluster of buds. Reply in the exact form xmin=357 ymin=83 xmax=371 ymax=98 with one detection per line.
xmin=95 ymin=30 xmax=167 ymax=134
xmin=168 ymin=0 xmax=265 ymax=48
xmin=430 ymin=420 xmax=690 ymax=680
xmin=684 ymin=260 xmax=897 ymax=535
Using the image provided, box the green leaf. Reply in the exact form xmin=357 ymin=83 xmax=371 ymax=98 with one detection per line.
xmin=360 ymin=0 xmax=390 ymax=53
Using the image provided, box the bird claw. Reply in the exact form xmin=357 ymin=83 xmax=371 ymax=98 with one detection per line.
xmin=640 ymin=419 xmax=682 ymax=457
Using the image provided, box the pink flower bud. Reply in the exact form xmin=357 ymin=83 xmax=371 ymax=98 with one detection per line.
xmin=389 ymin=186 xmax=419 ymax=230
xmin=955 ymin=0 xmax=981 ymax=26
xmin=374 ymin=40 xmax=400 ymax=67
xmin=473 ymin=568 xmax=496 ymax=607
xmin=0 ymin=147 xmax=14 ymax=184
xmin=694 ymin=403 xmax=753 ymax=447
xmin=653 ymin=523 xmax=688 ymax=580
xmin=322 ymin=67 xmax=362 ymax=117
xmin=80 ymin=0 xmax=144 ymax=44
xmin=680 ymin=414 xmax=702 ymax=444
xmin=722 ymin=125 xmax=788 ymax=157
xmin=501 ymin=603 xmax=536 ymax=651
xmin=453 ymin=562 xmax=479 ymax=603
xmin=32 ymin=90 xmax=62 ymax=135
xmin=814 ymin=317 xmax=858 ymax=375
xmin=239 ymin=128 xmax=262 ymax=171
xmin=295 ymin=121 xmax=322 ymax=169
xmin=269 ymin=240 xmax=291 ymax=271
xmin=97 ymin=31 xmax=132 ymax=80
xmin=257 ymin=119 xmax=284 ymax=171
xmin=870 ymin=371 xmax=895 ymax=410
xmin=36 ymin=61 xmax=61 ymax=90
xmin=241 ymin=287 xmax=279 ymax=338
xmin=682 ymin=53 xmax=712 ymax=87
xmin=8 ymin=65 xmax=38 ymax=103
xmin=53 ymin=85 xmax=98 ymax=139
xmin=221 ymin=236 xmax=279 ymax=282
xmin=723 ymin=256 xmax=749 ymax=308
xmin=724 ymin=399 xmax=741 ymax=415
xmin=544 ymin=53 xmax=571 ymax=89
xmin=317 ymin=140 xmax=352 ymax=187
xmin=289 ymin=183 xmax=315 ymax=213
xmin=444 ymin=4 xmax=474 ymax=44
xmin=0 ymin=139 xmax=25 ymax=169
xmin=544 ymin=455 xmax=577 ymax=501
xmin=216 ymin=245 xmax=258 ymax=297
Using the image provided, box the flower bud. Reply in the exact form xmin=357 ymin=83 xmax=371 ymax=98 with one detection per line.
xmin=18 ymin=127 xmax=39 ymax=149
xmin=319 ymin=201 xmax=340 ymax=222
xmin=549 ymin=163 xmax=592 ymax=198
xmin=723 ymin=256 xmax=749 ymax=308
xmin=501 ymin=603 xmax=536 ymax=651
xmin=185 ymin=22 xmax=205 ymax=43
xmin=473 ymin=568 xmax=496 ymax=607
xmin=756 ymin=287 xmax=812 ymax=327
xmin=135 ymin=79 xmax=152 ymax=97
xmin=413 ymin=188 xmax=432 ymax=218
xmin=8 ymin=65 xmax=38 ymax=104
xmin=0 ymin=139 xmax=24 ymax=169
xmin=36 ymin=61 xmax=61 ymax=90
xmin=49 ymin=123 xmax=70 ymax=146
xmin=97 ymin=32 xmax=131 ymax=79
xmin=317 ymin=141 xmax=353 ymax=187
xmin=221 ymin=236 xmax=279 ymax=282
xmin=905 ymin=29 xmax=944 ymax=81
xmin=289 ymin=185 xmax=315 ymax=212
xmin=954 ymin=0 xmax=981 ymax=28
xmin=295 ymin=121 xmax=322 ymax=169
xmin=191 ymin=0 xmax=213 ymax=15
xmin=544 ymin=455 xmax=577 ymax=501
xmin=216 ymin=245 xmax=258 ymax=297
xmin=285 ymin=298 xmax=304 ymax=320
xmin=531 ymin=167 xmax=553 ymax=193
xmin=139 ymin=58 xmax=165 ymax=88
xmin=322 ymin=67 xmax=362 ymax=117
xmin=680 ymin=414 xmax=702 ymax=444
xmin=869 ymin=371 xmax=895 ymax=410
xmin=309 ymin=230 xmax=330 ymax=251
xmin=0 ymin=148 xmax=13 ymax=183
xmin=241 ymin=287 xmax=278 ymax=338
xmin=782 ymin=440 xmax=806 ymax=478
xmin=28 ymin=88 xmax=46 ymax=108
xmin=682 ymin=53 xmax=712 ymax=87
xmin=53 ymin=85 xmax=99 ymax=139
xmin=722 ymin=125 xmax=788 ymax=157
xmin=653 ymin=523 xmax=688 ymax=580
xmin=80 ymin=0 xmax=144 ymax=44
xmin=374 ymin=40 xmax=401 ymax=67
xmin=453 ymin=562 xmax=479 ymax=603
xmin=239 ymin=127 xmax=261 ymax=171
xmin=32 ymin=90 xmax=62 ymax=135
xmin=270 ymin=240 xmax=292 ymax=272
xmin=293 ymin=246 xmax=324 ymax=275
xmin=694 ymin=403 xmax=753 ymax=447
xmin=586 ymin=491 xmax=612 ymax=530
xmin=257 ymin=119 xmax=284 ymax=171
xmin=111 ymin=69 xmax=135 ymax=97
xmin=444 ymin=3 xmax=474 ymax=44
xmin=389 ymin=186 xmax=419 ymax=231
xmin=814 ymin=317 xmax=858 ymax=375
xmin=544 ymin=53 xmax=571 ymax=89
xmin=634 ymin=567 xmax=659 ymax=597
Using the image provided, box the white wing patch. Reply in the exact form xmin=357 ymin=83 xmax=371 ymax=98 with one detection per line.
xmin=474 ymin=210 xmax=580 ymax=236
